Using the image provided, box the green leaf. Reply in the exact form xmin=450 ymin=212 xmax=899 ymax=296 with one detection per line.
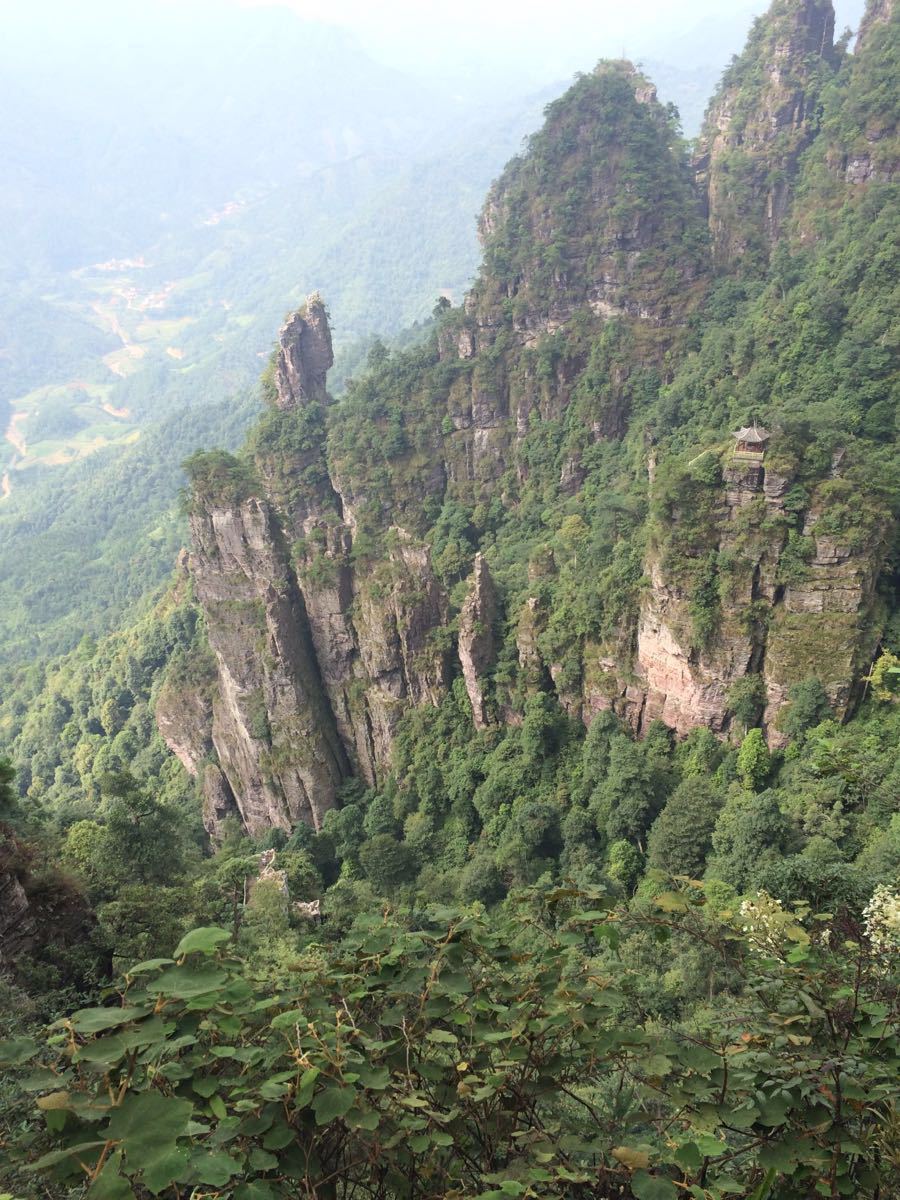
xmin=694 ymin=1133 xmax=727 ymax=1157
xmin=678 ymin=1044 xmax=721 ymax=1073
xmin=263 ymin=1122 xmax=296 ymax=1149
xmin=295 ymin=1066 xmax=321 ymax=1109
xmin=125 ymin=959 xmax=174 ymax=975
xmin=188 ymin=1149 xmax=241 ymax=1187
xmin=28 ymin=1141 xmax=106 ymax=1171
xmin=357 ymin=1064 xmax=390 ymax=1090
xmin=191 ymin=1077 xmax=219 ymax=1098
xmin=76 ymin=1018 xmax=170 ymax=1068
xmin=642 ymin=1053 xmax=673 ymax=1077
xmin=150 ymin=963 xmax=227 ymax=999
xmin=632 ymin=1171 xmax=677 ymax=1200
xmin=757 ymin=1141 xmax=797 ymax=1172
xmin=174 ymin=927 xmax=232 ymax=957
xmin=313 ymin=1086 xmax=356 ymax=1125
xmin=249 ymin=1148 xmax=278 ymax=1171
xmin=0 ymin=1036 xmax=39 ymax=1066
xmin=87 ymin=1152 xmax=134 ymax=1199
xmin=674 ymin=1142 xmax=702 ymax=1170
xmin=106 ymin=1092 xmax=193 ymax=1172
xmin=798 ymin=990 xmax=825 ymax=1019
xmin=142 ymin=1147 xmax=190 ymax=1195
xmin=234 ymin=1183 xmax=278 ymax=1200
xmin=209 ymin=1094 xmax=227 ymax=1120
xmin=426 ymin=1029 xmax=458 ymax=1044
xmin=653 ymin=892 xmax=690 ymax=914
xmin=70 ymin=1006 xmax=152 ymax=1034
xmin=346 ymin=1107 xmax=380 ymax=1130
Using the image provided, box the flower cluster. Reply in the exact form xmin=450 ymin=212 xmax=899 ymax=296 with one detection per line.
xmin=863 ymin=885 xmax=900 ymax=956
xmin=739 ymin=890 xmax=789 ymax=955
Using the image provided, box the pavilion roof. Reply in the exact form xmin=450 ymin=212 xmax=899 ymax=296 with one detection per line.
xmin=731 ymin=424 xmax=770 ymax=443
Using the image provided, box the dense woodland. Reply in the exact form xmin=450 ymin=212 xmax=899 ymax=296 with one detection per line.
xmin=1 ymin=0 xmax=899 ymax=1197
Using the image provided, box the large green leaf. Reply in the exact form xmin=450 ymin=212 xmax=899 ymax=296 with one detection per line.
xmin=234 ymin=1184 xmax=278 ymax=1200
xmin=149 ymin=963 xmax=227 ymax=999
xmin=0 ymin=1036 xmax=38 ymax=1066
xmin=106 ymin=1092 xmax=193 ymax=1172
xmin=141 ymin=1147 xmax=190 ymax=1195
xmin=27 ymin=1141 xmax=106 ymax=1171
xmin=632 ymin=1171 xmax=677 ymax=1200
xmin=173 ymin=927 xmax=232 ymax=958
xmin=312 ymin=1085 xmax=356 ymax=1125
xmin=87 ymin=1152 xmax=134 ymax=1199
xmin=70 ymin=1006 xmax=152 ymax=1034
xmin=187 ymin=1149 xmax=242 ymax=1187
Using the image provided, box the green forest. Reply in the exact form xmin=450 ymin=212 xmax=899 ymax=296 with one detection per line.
xmin=1 ymin=0 xmax=898 ymax=1197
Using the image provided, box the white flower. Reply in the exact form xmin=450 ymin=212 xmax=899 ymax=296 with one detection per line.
xmin=739 ymin=891 xmax=787 ymax=954
xmin=863 ymin=886 xmax=900 ymax=956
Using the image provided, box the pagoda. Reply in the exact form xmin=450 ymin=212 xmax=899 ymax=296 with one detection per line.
xmin=731 ymin=423 xmax=770 ymax=459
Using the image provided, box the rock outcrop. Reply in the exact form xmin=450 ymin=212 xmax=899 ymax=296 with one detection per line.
xmin=458 ymin=554 xmax=498 ymax=728
xmin=635 ymin=454 xmax=887 ymax=745
xmin=0 ymin=852 xmax=36 ymax=969
xmin=695 ymin=0 xmax=837 ymax=270
xmin=273 ymin=294 xmax=334 ymax=410
xmin=830 ymin=0 xmax=899 ymax=185
xmin=0 ymin=828 xmax=101 ymax=983
xmin=189 ymin=495 xmax=349 ymax=835
xmin=155 ymin=676 xmax=216 ymax=778
xmin=169 ymin=4 xmax=896 ymax=833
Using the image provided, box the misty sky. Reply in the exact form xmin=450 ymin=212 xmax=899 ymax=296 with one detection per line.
xmin=233 ymin=0 xmax=868 ymax=85
xmin=5 ymin=0 xmax=869 ymax=96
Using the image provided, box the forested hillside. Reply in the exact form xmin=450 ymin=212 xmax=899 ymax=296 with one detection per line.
xmin=0 ymin=0 xmax=897 ymax=1197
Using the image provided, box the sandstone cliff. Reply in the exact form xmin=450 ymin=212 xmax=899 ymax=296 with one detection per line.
xmin=187 ymin=491 xmax=349 ymax=835
xmin=695 ymin=0 xmax=837 ymax=270
xmin=170 ymin=1 xmax=897 ymax=833
xmin=635 ymin=453 xmax=887 ymax=745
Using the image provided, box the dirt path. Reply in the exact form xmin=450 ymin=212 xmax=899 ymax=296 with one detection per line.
xmin=92 ymin=301 xmax=131 ymax=347
xmin=6 ymin=411 xmax=27 ymax=456
xmin=101 ymin=402 xmax=131 ymax=419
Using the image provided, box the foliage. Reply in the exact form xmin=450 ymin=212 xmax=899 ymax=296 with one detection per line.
xmin=1 ymin=9 xmax=900 ymax=1198
xmin=4 ymin=884 xmax=899 ymax=1199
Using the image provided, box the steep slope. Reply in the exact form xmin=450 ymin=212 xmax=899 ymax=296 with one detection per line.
xmin=694 ymin=0 xmax=837 ymax=271
xmin=177 ymin=64 xmax=711 ymax=829
xmin=170 ymin=0 xmax=898 ymax=835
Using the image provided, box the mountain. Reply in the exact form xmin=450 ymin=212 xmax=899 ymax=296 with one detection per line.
xmin=0 ymin=2 xmax=812 ymax=664
xmin=1 ymin=4 xmax=898 ymax=1197
xmin=0 ymin=9 xmax=554 ymax=662
xmin=154 ymin=0 xmax=898 ymax=841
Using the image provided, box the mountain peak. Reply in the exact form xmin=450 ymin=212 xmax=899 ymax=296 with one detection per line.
xmin=273 ymin=294 xmax=334 ymax=410
xmin=696 ymin=0 xmax=837 ymax=271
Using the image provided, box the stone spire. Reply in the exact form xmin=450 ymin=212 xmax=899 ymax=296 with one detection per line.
xmin=273 ymin=293 xmax=334 ymax=410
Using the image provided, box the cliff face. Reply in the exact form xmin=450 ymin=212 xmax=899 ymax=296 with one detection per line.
xmin=830 ymin=0 xmax=899 ymax=185
xmin=171 ymin=0 xmax=898 ymax=834
xmin=188 ymin=493 xmax=349 ymax=835
xmin=0 ymin=851 xmax=36 ymax=969
xmin=273 ymin=296 xmax=334 ymax=410
xmin=695 ymin=0 xmax=837 ymax=270
xmin=636 ymin=457 xmax=887 ymax=744
xmin=458 ymin=554 xmax=498 ymax=729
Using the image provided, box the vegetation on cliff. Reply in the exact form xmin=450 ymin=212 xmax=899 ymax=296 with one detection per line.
xmin=0 ymin=1 xmax=898 ymax=1195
